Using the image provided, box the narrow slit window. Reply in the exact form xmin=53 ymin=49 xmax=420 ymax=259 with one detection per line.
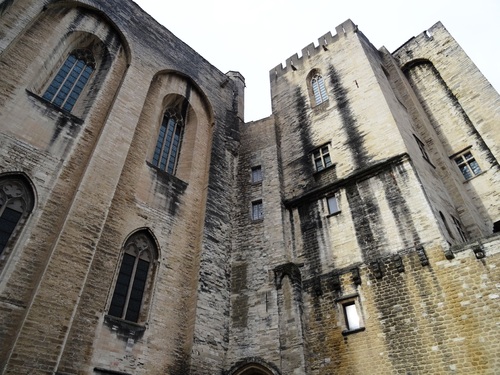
xmin=439 ymin=211 xmax=455 ymax=240
xmin=414 ymin=135 xmax=432 ymax=164
xmin=451 ymin=215 xmax=467 ymax=242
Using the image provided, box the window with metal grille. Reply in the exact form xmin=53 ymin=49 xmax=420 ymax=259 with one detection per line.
xmin=311 ymin=74 xmax=328 ymax=105
xmin=455 ymin=151 xmax=481 ymax=180
xmin=251 ymin=166 xmax=263 ymax=183
xmin=152 ymin=110 xmax=184 ymax=175
xmin=252 ymin=200 xmax=263 ymax=221
xmin=42 ymin=49 xmax=95 ymax=112
xmin=109 ymin=232 xmax=155 ymax=323
xmin=312 ymin=145 xmax=332 ymax=172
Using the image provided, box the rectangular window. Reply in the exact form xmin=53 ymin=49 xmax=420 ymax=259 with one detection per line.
xmin=343 ymin=302 xmax=361 ymax=330
xmin=251 ymin=166 xmax=263 ymax=183
xmin=454 ymin=151 xmax=481 ymax=180
xmin=252 ymin=200 xmax=263 ymax=221
xmin=312 ymin=144 xmax=332 ymax=172
xmin=327 ymin=195 xmax=340 ymax=215
xmin=336 ymin=295 xmax=365 ymax=335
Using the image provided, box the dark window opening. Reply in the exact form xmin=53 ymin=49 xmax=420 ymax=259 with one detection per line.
xmin=251 ymin=166 xmax=263 ymax=183
xmin=455 ymin=151 xmax=481 ymax=180
xmin=42 ymin=49 xmax=95 ymax=112
xmin=152 ymin=109 xmax=184 ymax=175
xmin=313 ymin=145 xmax=332 ymax=172
xmin=311 ymin=74 xmax=328 ymax=105
xmin=252 ymin=200 xmax=263 ymax=221
xmin=109 ymin=232 xmax=155 ymax=323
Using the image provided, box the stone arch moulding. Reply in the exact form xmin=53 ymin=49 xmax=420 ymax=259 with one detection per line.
xmin=27 ymin=3 xmax=132 ymax=120
xmin=121 ymin=226 xmax=161 ymax=261
xmin=0 ymin=172 xmax=37 ymax=277
xmin=153 ymin=69 xmax=215 ymax=125
xmin=104 ymin=228 xmax=161 ymax=326
xmin=273 ymin=262 xmax=302 ymax=290
xmin=145 ymin=70 xmax=215 ymax=183
xmin=401 ymin=58 xmax=434 ymax=74
xmin=226 ymin=357 xmax=281 ymax=375
xmin=46 ymin=0 xmax=132 ymax=62
xmin=306 ymin=68 xmax=329 ymax=106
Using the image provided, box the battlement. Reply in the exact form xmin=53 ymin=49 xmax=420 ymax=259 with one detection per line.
xmin=270 ymin=19 xmax=358 ymax=80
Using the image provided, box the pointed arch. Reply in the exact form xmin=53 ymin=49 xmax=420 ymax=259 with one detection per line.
xmin=26 ymin=3 xmax=131 ymax=119
xmin=0 ymin=173 xmax=36 ymax=270
xmin=227 ymin=358 xmax=281 ymax=375
xmin=146 ymin=71 xmax=215 ymax=184
xmin=108 ymin=229 xmax=159 ymax=323
xmin=152 ymin=104 xmax=187 ymax=175
xmin=307 ymin=69 xmax=328 ymax=106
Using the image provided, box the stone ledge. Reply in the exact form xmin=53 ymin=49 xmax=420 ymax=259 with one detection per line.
xmin=103 ymin=315 xmax=147 ymax=340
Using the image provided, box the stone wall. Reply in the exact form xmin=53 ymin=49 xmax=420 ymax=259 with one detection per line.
xmin=0 ymin=1 xmax=240 ymax=374
xmin=0 ymin=3 xmax=499 ymax=375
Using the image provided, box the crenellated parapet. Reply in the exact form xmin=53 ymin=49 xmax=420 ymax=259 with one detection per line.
xmin=270 ymin=19 xmax=358 ymax=80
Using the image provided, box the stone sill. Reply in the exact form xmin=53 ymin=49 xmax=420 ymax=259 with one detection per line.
xmin=326 ymin=210 xmax=341 ymax=218
xmin=312 ymin=163 xmax=337 ymax=176
xmin=103 ymin=315 xmax=147 ymax=340
xmin=462 ymin=171 xmax=486 ymax=183
xmin=25 ymin=89 xmax=84 ymax=125
xmin=93 ymin=367 xmax=132 ymax=375
xmin=342 ymin=327 xmax=366 ymax=336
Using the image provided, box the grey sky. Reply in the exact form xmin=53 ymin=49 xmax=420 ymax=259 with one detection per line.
xmin=133 ymin=0 xmax=500 ymax=122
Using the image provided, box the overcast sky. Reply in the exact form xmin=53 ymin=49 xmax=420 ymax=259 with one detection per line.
xmin=133 ymin=0 xmax=500 ymax=122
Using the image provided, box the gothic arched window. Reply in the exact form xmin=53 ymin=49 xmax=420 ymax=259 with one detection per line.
xmin=109 ymin=231 xmax=157 ymax=323
xmin=42 ymin=48 xmax=95 ymax=112
xmin=0 ymin=176 xmax=34 ymax=260
xmin=311 ymin=73 xmax=328 ymax=105
xmin=152 ymin=109 xmax=184 ymax=175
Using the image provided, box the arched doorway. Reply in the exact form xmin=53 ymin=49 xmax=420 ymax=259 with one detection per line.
xmin=227 ymin=359 xmax=280 ymax=375
xmin=233 ymin=363 xmax=272 ymax=375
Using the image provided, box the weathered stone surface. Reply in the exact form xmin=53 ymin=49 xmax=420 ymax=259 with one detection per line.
xmin=0 ymin=4 xmax=498 ymax=375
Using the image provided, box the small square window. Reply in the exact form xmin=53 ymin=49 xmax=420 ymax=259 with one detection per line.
xmin=251 ymin=166 xmax=263 ymax=183
xmin=454 ymin=151 xmax=481 ymax=180
xmin=251 ymin=200 xmax=263 ymax=221
xmin=312 ymin=144 xmax=332 ymax=172
xmin=327 ymin=195 xmax=340 ymax=215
